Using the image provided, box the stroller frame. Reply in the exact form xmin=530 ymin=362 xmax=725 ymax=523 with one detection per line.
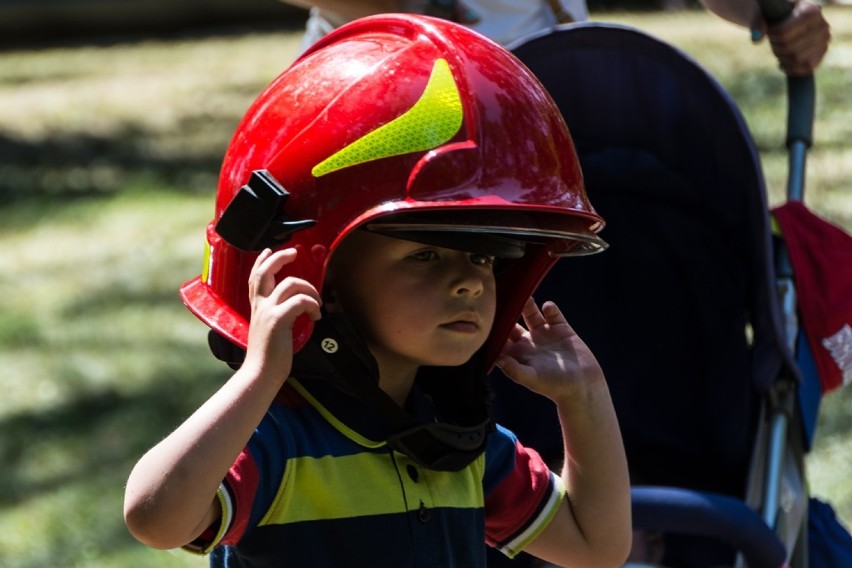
xmin=491 ymin=20 xmax=822 ymax=568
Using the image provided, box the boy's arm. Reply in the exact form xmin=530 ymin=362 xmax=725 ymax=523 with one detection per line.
xmin=522 ymin=381 xmax=631 ymax=567
xmin=124 ymin=248 xmax=322 ymax=550
xmin=700 ymin=0 xmax=760 ymax=27
xmin=496 ymin=298 xmax=632 ymax=567
xmin=123 ymin=362 xmax=290 ymax=549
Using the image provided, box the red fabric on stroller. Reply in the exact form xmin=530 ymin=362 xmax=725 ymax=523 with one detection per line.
xmin=773 ymin=201 xmax=852 ymax=394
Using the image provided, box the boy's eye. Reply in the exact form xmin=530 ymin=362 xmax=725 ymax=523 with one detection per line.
xmin=408 ymin=249 xmax=495 ymax=268
xmin=410 ymin=250 xmax=440 ymax=262
xmin=470 ymin=254 xmax=496 ymax=267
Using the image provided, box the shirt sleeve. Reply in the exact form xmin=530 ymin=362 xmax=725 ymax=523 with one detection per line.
xmin=483 ymin=424 xmax=566 ymax=558
xmin=181 ymin=398 xmax=295 ymax=554
xmin=181 ymin=448 xmax=260 ymax=555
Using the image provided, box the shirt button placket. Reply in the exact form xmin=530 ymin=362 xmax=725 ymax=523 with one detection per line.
xmin=407 ymin=464 xmax=419 ymax=482
xmin=417 ymin=500 xmax=431 ymax=523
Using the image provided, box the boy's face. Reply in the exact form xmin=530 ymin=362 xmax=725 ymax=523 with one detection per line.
xmin=325 ymin=231 xmax=497 ymax=374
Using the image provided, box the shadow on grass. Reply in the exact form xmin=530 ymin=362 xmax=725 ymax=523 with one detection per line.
xmin=62 ymin=284 xmax=189 ymax=320
xmin=0 ymin=355 xmax=228 ymax=567
xmin=0 ymin=127 xmax=222 ymax=206
xmin=0 ymin=10 xmax=307 ymax=52
xmin=0 ymin=365 xmax=223 ymax=509
xmin=0 ymin=196 xmax=230 ymax=566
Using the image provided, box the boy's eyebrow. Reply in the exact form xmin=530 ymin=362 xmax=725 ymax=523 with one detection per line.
xmin=311 ymin=58 xmax=463 ymax=178
xmin=371 ymin=228 xmax=526 ymax=259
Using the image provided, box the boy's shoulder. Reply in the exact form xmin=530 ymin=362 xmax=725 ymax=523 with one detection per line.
xmin=273 ymin=381 xmax=310 ymax=409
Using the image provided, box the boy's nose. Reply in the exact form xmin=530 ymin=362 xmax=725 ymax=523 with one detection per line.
xmin=454 ymin=281 xmax=483 ymax=297
xmin=452 ymin=264 xmax=485 ymax=297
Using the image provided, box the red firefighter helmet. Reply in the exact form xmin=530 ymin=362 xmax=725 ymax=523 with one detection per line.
xmin=179 ymin=13 xmax=605 ymax=367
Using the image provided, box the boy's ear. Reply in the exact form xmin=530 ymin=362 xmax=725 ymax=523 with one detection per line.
xmin=323 ymin=288 xmax=343 ymax=314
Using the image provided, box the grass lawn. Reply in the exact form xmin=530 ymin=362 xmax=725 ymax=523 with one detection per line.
xmin=0 ymin=7 xmax=849 ymax=567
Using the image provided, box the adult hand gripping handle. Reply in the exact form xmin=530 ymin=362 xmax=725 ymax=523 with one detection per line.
xmin=756 ymin=0 xmax=816 ymax=202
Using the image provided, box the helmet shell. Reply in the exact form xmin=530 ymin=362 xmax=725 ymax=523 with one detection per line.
xmin=179 ymin=14 xmax=605 ymax=366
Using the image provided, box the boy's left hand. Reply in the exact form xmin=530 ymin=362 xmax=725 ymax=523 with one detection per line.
xmin=496 ymin=298 xmax=633 ymax=566
xmin=495 ymin=297 xmax=604 ymax=401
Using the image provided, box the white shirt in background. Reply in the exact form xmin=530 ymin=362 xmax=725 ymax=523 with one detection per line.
xmin=301 ymin=0 xmax=589 ymax=49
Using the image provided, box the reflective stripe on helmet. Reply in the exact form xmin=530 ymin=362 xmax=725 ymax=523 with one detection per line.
xmin=201 ymin=239 xmax=212 ymax=284
xmin=311 ymin=58 xmax=462 ymax=178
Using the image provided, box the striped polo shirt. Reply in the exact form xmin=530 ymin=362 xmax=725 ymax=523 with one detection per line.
xmin=189 ymin=375 xmax=565 ymax=567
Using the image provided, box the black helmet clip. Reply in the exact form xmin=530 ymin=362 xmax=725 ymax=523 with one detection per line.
xmin=215 ymin=169 xmax=315 ymax=251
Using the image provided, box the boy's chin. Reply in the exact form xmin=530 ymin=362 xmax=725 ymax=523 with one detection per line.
xmin=422 ymin=349 xmax=483 ymax=369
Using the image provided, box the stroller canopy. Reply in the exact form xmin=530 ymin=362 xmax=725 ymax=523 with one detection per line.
xmin=495 ymin=22 xmax=797 ymax=498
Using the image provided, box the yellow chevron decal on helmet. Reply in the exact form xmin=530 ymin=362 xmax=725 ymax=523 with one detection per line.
xmin=201 ymin=239 xmax=212 ymax=284
xmin=312 ymin=58 xmax=462 ymax=177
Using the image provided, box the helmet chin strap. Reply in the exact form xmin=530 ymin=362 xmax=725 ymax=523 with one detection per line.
xmin=291 ymin=311 xmax=496 ymax=472
xmin=206 ymin=310 xmax=495 ymax=471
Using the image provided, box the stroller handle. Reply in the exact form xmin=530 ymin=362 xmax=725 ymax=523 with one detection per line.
xmin=757 ymin=0 xmax=815 ymax=202
xmin=757 ymin=0 xmax=793 ymax=24
xmin=631 ymin=486 xmax=787 ymax=568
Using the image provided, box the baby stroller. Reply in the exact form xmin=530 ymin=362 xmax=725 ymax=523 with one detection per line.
xmin=489 ymin=10 xmax=851 ymax=568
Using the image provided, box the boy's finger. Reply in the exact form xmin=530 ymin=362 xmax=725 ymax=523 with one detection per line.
xmin=251 ymin=248 xmax=298 ymax=297
xmin=495 ymin=355 xmax=523 ymax=381
xmin=251 ymin=247 xmax=273 ymax=275
xmin=540 ymin=301 xmax=568 ymax=325
xmin=259 ymin=247 xmax=298 ymax=275
xmin=269 ymin=277 xmax=322 ymax=308
xmin=279 ymin=293 xmax=323 ymax=324
xmin=248 ymin=248 xmax=272 ymax=298
xmin=504 ymin=322 xmax=525 ymax=343
xmin=520 ymin=297 xmax=547 ymax=330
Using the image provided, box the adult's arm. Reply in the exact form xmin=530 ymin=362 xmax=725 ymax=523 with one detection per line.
xmin=701 ymin=0 xmax=830 ymax=76
xmin=280 ymin=0 xmax=404 ymax=21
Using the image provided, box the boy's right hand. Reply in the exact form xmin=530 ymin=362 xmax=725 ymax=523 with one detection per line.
xmin=244 ymin=247 xmax=323 ymax=380
xmin=124 ymin=247 xmax=322 ymax=550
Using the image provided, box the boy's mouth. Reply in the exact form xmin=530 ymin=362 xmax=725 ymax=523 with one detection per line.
xmin=440 ymin=314 xmax=480 ymax=333
xmin=440 ymin=321 xmax=479 ymax=333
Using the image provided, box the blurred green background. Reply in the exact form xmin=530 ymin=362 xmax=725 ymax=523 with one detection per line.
xmin=0 ymin=3 xmax=849 ymax=567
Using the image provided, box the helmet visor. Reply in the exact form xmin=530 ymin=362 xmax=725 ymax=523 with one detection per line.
xmin=365 ymin=209 xmax=607 ymax=258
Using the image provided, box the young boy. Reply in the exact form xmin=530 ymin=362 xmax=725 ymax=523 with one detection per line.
xmin=124 ymin=14 xmax=631 ymax=567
